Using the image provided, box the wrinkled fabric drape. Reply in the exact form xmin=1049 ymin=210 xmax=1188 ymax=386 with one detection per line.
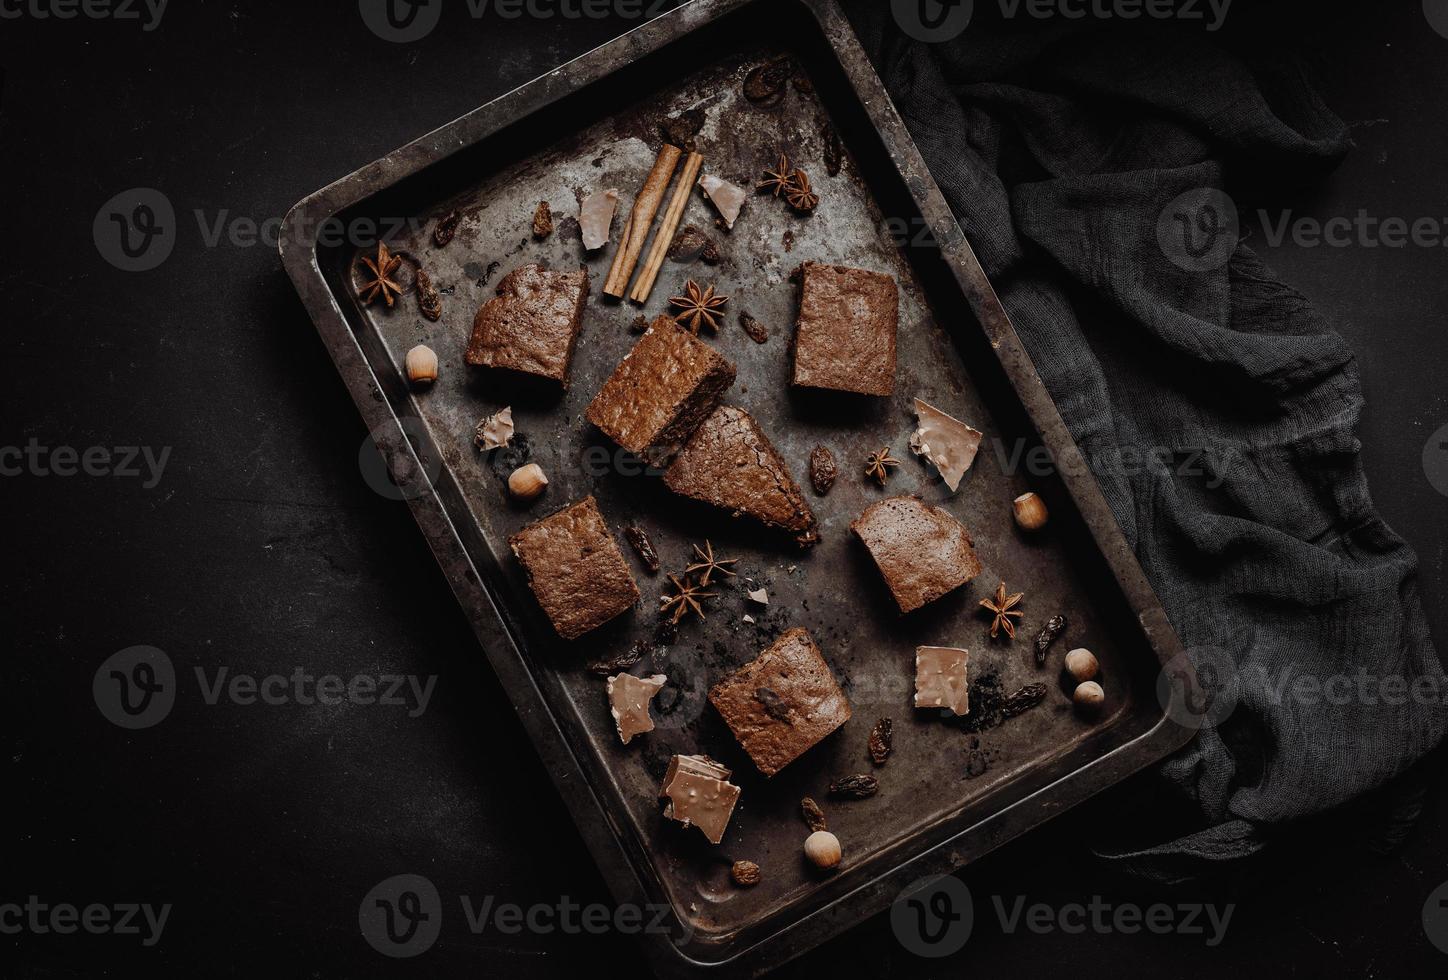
xmin=843 ymin=4 xmax=1446 ymax=877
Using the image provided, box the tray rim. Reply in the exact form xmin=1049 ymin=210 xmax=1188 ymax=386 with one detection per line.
xmin=278 ymin=0 xmax=1200 ymax=974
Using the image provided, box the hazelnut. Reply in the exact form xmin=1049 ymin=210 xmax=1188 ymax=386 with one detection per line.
xmin=804 ymin=830 xmax=841 ymax=870
xmin=1013 ymin=492 xmax=1049 ymax=531
xmin=1074 ymin=680 xmax=1105 ymax=713
xmin=507 ymin=463 xmax=548 ymax=502
xmin=405 ymin=344 xmax=438 ymax=386
xmin=1064 ymin=648 xmax=1099 ymax=683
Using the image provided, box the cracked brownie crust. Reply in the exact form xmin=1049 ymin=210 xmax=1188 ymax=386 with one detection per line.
xmin=585 ymin=315 xmax=737 ymax=460
xmin=466 ymin=263 xmax=589 ymax=386
xmin=508 ymin=496 xmax=640 ymax=640
xmin=851 ymin=495 xmax=982 ymax=613
xmin=663 ymin=405 xmax=818 ymax=546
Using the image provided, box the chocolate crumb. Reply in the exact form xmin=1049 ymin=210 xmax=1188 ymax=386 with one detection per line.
xmin=630 ymin=314 xmax=650 ymax=333
xmin=532 ymin=201 xmax=554 ymax=239
xmin=782 ymin=228 xmax=796 ymax=253
xmin=668 ymin=225 xmax=721 ymax=265
xmin=743 ymin=59 xmax=791 ymax=104
xmin=739 ymin=312 xmax=769 ymax=344
xmin=660 ymin=108 xmax=706 ymax=151
xmin=755 ymin=687 xmax=792 ymax=724
xmin=822 ymin=124 xmax=844 ymax=177
xmin=654 ymin=617 xmax=679 ymax=647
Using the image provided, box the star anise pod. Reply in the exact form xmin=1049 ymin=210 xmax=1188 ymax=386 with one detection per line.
xmin=864 ymin=446 xmax=901 ymax=485
xmin=358 ymin=242 xmax=404 ymax=307
xmin=669 ymin=279 xmax=729 ymax=335
xmin=758 ymin=153 xmax=792 ymax=197
xmin=785 ymin=169 xmax=819 ymax=213
xmin=685 ymin=541 xmax=738 ymax=587
xmin=660 ymin=573 xmax=717 ymax=624
xmin=980 ymin=581 xmax=1025 ymax=640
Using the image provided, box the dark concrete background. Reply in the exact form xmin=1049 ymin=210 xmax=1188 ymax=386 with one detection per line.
xmin=4 ymin=0 xmax=1445 ymax=976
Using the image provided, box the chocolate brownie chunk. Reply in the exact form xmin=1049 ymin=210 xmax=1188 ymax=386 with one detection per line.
xmin=662 ymin=406 xmax=818 ymax=546
xmin=508 ymin=496 xmax=640 ymax=640
xmin=585 ymin=315 xmax=736 ymax=462
xmin=707 ymin=627 xmax=851 ymax=777
xmin=466 ymin=264 xmax=589 ymax=386
xmin=791 ymin=262 xmax=898 ymax=396
xmin=851 ymin=495 xmax=982 ymax=614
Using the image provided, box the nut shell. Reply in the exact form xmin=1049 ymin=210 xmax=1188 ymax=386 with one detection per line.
xmin=1013 ymin=492 xmax=1049 ymax=531
xmin=1064 ymin=648 xmax=1100 ymax=683
xmin=405 ymin=345 xmax=439 ymax=386
xmin=804 ymin=830 xmax=842 ymax=869
xmin=507 ymin=463 xmax=549 ymax=503
xmin=1074 ymin=680 xmax=1105 ymax=713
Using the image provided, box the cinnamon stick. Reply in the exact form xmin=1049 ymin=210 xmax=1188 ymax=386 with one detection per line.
xmin=630 ymin=151 xmax=704 ymax=304
xmin=605 ymin=144 xmax=683 ymax=298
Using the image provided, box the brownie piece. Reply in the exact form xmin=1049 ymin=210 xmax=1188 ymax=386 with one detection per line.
xmin=585 ymin=315 xmax=737 ymax=462
xmin=466 ymin=264 xmax=589 ymax=386
xmin=791 ymin=262 xmax=898 ymax=396
xmin=508 ymin=496 xmax=640 ymax=640
xmin=663 ymin=406 xmax=818 ymax=546
xmin=851 ymin=495 xmax=982 ymax=614
xmin=707 ymin=628 xmax=851 ymax=777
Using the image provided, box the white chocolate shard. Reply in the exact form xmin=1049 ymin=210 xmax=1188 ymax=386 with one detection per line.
xmin=580 ymin=188 xmax=620 ymax=251
xmin=699 ymin=173 xmax=746 ymax=229
xmin=910 ymin=398 xmax=982 ymax=493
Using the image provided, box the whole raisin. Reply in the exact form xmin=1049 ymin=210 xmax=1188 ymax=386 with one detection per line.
xmin=800 ymin=797 xmax=828 ymax=833
xmin=1034 ymin=615 xmax=1068 ymax=667
xmin=868 ymin=718 xmax=893 ymax=766
xmin=810 ymin=446 xmax=837 ymax=496
xmin=828 ymin=775 xmax=879 ymax=800
xmin=731 ymin=860 xmax=761 ymax=887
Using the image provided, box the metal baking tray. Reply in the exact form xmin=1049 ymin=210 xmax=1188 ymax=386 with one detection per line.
xmin=280 ymin=0 xmax=1197 ymax=973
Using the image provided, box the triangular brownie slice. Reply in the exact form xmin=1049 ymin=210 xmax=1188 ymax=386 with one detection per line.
xmin=663 ymin=406 xmax=818 ymax=546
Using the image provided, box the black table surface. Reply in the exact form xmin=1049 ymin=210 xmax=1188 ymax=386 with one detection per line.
xmin=5 ymin=1 xmax=1446 ymax=977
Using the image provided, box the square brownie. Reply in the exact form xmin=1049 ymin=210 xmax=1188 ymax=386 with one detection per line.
xmin=915 ymin=646 xmax=970 ymax=716
xmin=791 ymin=262 xmax=898 ymax=396
xmin=851 ymin=495 xmax=982 ymax=614
xmin=585 ymin=315 xmax=736 ymax=462
xmin=466 ymin=264 xmax=589 ymax=386
xmin=707 ymin=627 xmax=851 ymax=777
xmin=663 ymin=405 xmax=818 ymax=547
xmin=508 ymin=496 xmax=640 ymax=640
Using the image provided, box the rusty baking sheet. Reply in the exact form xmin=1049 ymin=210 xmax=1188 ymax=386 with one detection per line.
xmin=280 ymin=0 xmax=1197 ymax=974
